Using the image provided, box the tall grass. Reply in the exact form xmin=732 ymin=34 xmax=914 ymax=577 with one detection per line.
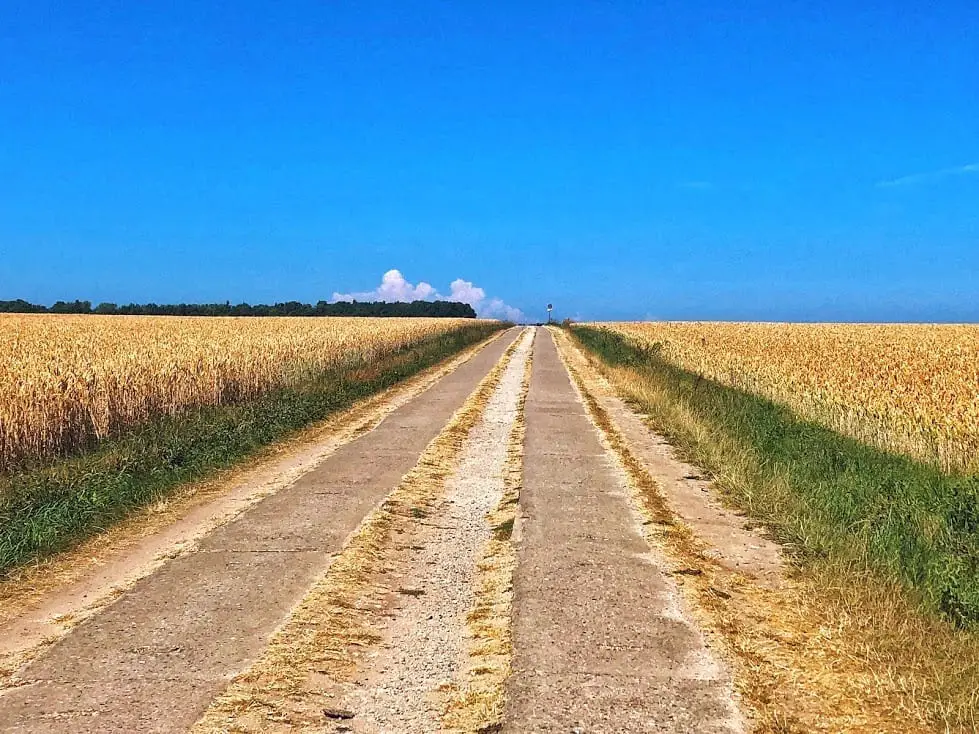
xmin=595 ymin=321 xmax=979 ymax=472
xmin=570 ymin=325 xmax=979 ymax=625
xmin=0 ymin=323 xmax=501 ymax=574
xmin=0 ymin=315 xmax=482 ymax=472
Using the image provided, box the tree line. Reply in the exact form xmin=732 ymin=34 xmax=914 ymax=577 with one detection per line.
xmin=0 ymin=298 xmax=478 ymax=318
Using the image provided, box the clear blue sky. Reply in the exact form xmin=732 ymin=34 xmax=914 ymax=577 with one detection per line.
xmin=1 ymin=1 xmax=977 ymax=322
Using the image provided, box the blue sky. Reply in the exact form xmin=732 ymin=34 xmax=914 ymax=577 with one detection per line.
xmin=1 ymin=1 xmax=977 ymax=322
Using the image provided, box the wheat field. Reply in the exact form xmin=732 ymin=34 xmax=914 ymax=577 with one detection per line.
xmin=0 ymin=315 xmax=479 ymax=471
xmin=594 ymin=322 xmax=979 ymax=473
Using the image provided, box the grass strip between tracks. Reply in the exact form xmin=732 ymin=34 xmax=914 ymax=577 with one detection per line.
xmin=442 ymin=330 xmax=532 ymax=731
xmin=0 ymin=322 xmax=503 ymax=576
xmin=191 ymin=329 xmax=527 ymax=733
xmin=563 ymin=324 xmax=979 ymax=732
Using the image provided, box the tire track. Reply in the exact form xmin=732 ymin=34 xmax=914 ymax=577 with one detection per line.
xmin=192 ymin=328 xmax=533 ymax=733
xmin=338 ymin=329 xmax=532 ymax=733
xmin=503 ymin=327 xmax=744 ymax=733
xmin=0 ymin=328 xmax=510 ymax=693
xmin=441 ymin=334 xmax=532 ymax=732
xmin=0 ymin=330 xmax=519 ymax=733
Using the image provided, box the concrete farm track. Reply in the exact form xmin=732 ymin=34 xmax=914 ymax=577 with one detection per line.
xmin=0 ymin=330 xmax=519 ymax=732
xmin=0 ymin=327 xmax=771 ymax=733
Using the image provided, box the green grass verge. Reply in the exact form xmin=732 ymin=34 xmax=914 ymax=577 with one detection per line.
xmin=570 ymin=324 xmax=979 ymax=626
xmin=0 ymin=323 xmax=502 ymax=575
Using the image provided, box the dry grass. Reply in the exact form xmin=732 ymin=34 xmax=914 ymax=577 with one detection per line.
xmin=0 ymin=314 xmax=481 ymax=470
xmin=596 ymin=322 xmax=979 ymax=472
xmin=441 ymin=334 xmax=533 ymax=732
xmin=191 ymin=332 xmax=525 ymax=733
xmin=554 ymin=327 xmax=979 ymax=733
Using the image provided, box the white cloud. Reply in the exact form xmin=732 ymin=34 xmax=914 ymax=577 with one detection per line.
xmin=448 ymin=277 xmax=486 ymax=306
xmin=332 ymin=269 xmax=524 ymax=321
xmin=877 ymin=163 xmax=979 ymax=188
xmin=332 ymin=269 xmax=436 ymax=303
xmin=480 ymin=297 xmax=524 ymax=322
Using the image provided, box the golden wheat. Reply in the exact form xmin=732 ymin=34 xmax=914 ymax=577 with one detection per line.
xmin=594 ymin=322 xmax=979 ymax=472
xmin=0 ymin=315 xmax=479 ymax=470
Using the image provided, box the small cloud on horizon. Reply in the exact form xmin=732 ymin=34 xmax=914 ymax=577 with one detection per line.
xmin=877 ymin=163 xmax=979 ymax=188
xmin=332 ymin=269 xmax=524 ymax=322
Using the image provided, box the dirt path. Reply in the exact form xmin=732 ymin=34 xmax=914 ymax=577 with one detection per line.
xmin=0 ymin=329 xmax=511 ymax=687
xmin=503 ymin=328 xmax=744 ymax=732
xmin=188 ymin=327 xmax=532 ymax=733
xmin=0 ymin=325 xmax=762 ymax=733
xmin=0 ymin=329 xmax=520 ymax=734
xmin=553 ymin=327 xmax=783 ymax=586
xmin=334 ymin=328 xmax=534 ymax=732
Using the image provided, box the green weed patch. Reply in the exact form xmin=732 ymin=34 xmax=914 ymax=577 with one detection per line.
xmin=0 ymin=324 xmax=501 ymax=574
xmin=571 ymin=325 xmax=979 ymax=625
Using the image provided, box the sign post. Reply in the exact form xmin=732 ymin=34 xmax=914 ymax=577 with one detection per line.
xmin=546 ymin=303 xmax=553 ymax=324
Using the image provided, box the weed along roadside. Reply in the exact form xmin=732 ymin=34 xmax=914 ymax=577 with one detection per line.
xmin=565 ymin=323 xmax=979 ymax=732
xmin=590 ymin=321 xmax=979 ymax=473
xmin=191 ymin=328 xmax=535 ymax=734
xmin=0 ymin=316 xmax=489 ymax=472
xmin=3 ymin=317 xmax=978 ymax=732
xmin=567 ymin=324 xmax=979 ymax=623
xmin=502 ymin=328 xmax=745 ymax=732
xmin=0 ymin=328 xmax=523 ymax=732
xmin=0 ymin=321 xmax=504 ymax=575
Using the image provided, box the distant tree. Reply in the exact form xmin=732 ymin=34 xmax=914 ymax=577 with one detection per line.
xmin=50 ymin=300 xmax=92 ymax=314
xmin=0 ymin=298 xmax=476 ymax=318
xmin=0 ymin=299 xmax=47 ymax=313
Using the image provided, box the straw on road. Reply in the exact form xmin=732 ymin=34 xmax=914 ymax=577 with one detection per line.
xmin=502 ymin=328 xmax=743 ymax=733
xmin=0 ymin=330 xmax=520 ymax=734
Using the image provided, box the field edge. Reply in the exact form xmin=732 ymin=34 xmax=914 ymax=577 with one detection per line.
xmin=566 ymin=323 xmax=979 ymax=731
xmin=0 ymin=322 xmax=504 ymax=576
